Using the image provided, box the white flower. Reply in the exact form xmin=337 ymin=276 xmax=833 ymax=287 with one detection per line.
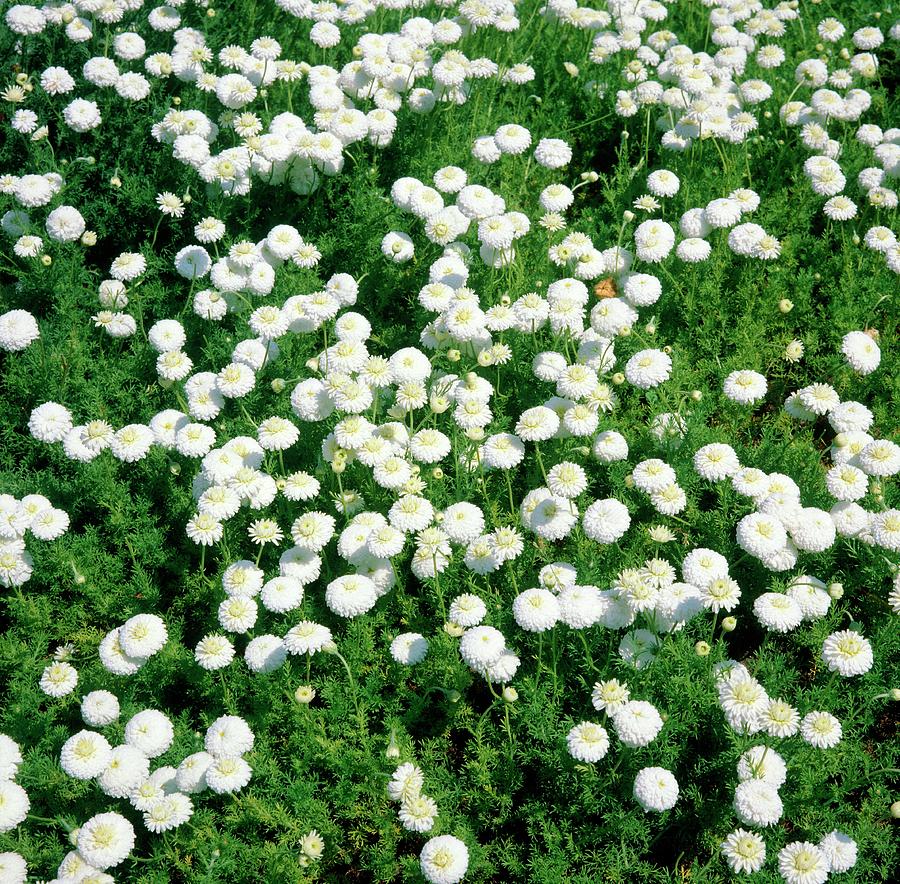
xmin=625 ymin=349 xmax=671 ymax=389
xmin=566 ymin=722 xmax=609 ymax=762
xmin=822 ymin=630 xmax=873 ymax=676
xmin=722 ymin=829 xmax=766 ymax=874
xmin=733 ymin=779 xmax=783 ymax=828
xmin=633 ymin=767 xmax=678 ymax=812
xmin=390 ymin=632 xmax=429 ymax=665
xmin=77 ymin=812 xmax=136 ymax=869
xmin=778 ymin=842 xmax=829 ymax=884
xmin=419 ymin=835 xmax=469 ymax=884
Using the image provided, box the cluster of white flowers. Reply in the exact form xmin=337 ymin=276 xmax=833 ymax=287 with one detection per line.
xmin=0 ymin=734 xmax=29 ymax=841
xmin=387 ymin=761 xmax=439 ymax=833
xmin=0 ymin=493 xmax=69 ymax=589
xmin=50 ymin=704 xmax=256 ymax=876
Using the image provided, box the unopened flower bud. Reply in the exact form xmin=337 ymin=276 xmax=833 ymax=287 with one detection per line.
xmin=892 ymin=801 xmax=900 ymax=819
xmin=645 ymin=322 xmax=656 ymax=335
xmin=447 ymin=349 xmax=461 ymax=363
xmin=778 ymin=298 xmax=793 ymax=313
xmin=443 ymin=621 xmax=465 ymax=637
xmin=828 ymin=582 xmax=844 ymax=600
xmin=691 ymin=390 xmax=703 ymax=401
xmin=465 ymin=427 xmax=484 ymax=442
xmin=612 ymin=372 xmax=625 ymax=385
xmin=890 ymin=688 xmax=900 ymax=702
xmin=695 ymin=640 xmax=711 ymax=657
xmin=81 ymin=230 xmax=97 ymax=246
xmin=502 ymin=686 xmax=518 ymax=703
xmin=385 ymin=729 xmax=400 ymax=759
xmin=721 ymin=616 xmax=737 ymax=633
xmin=270 ymin=378 xmax=285 ymax=393
xmin=623 ymin=210 xmax=635 ymax=222
xmin=41 ymin=254 xmax=52 ymax=266
xmin=431 ymin=467 xmax=443 ymax=480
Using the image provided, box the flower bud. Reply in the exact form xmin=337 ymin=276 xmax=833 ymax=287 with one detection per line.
xmin=778 ymin=298 xmax=793 ymax=313
xmin=721 ymin=616 xmax=737 ymax=632
xmin=691 ymin=390 xmax=703 ymax=401
xmin=270 ymin=377 xmax=286 ymax=393
xmin=110 ymin=176 xmax=122 ymax=188
xmin=502 ymin=686 xmax=518 ymax=703
xmin=618 ymin=326 xmax=631 ymax=337
xmin=828 ymin=582 xmax=844 ymax=600
xmin=465 ymin=427 xmax=484 ymax=442
xmin=890 ymin=688 xmax=900 ymax=702
xmin=305 ymin=357 xmax=319 ymax=372
xmin=443 ymin=621 xmax=465 ymax=637
xmin=431 ymin=467 xmax=443 ymax=480
xmin=447 ymin=349 xmax=461 ymax=363
xmin=892 ymin=801 xmax=900 ymax=819
xmin=445 ymin=689 xmax=462 ymax=704
xmin=321 ymin=641 xmax=338 ymax=655
xmin=695 ymin=640 xmax=711 ymax=657
xmin=41 ymin=254 xmax=52 ymax=266
xmin=645 ymin=322 xmax=656 ymax=335
xmin=477 ymin=349 xmax=493 ymax=367
xmin=81 ymin=230 xmax=97 ymax=246
xmin=612 ymin=372 xmax=625 ymax=385
xmin=385 ymin=729 xmax=400 ymax=759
